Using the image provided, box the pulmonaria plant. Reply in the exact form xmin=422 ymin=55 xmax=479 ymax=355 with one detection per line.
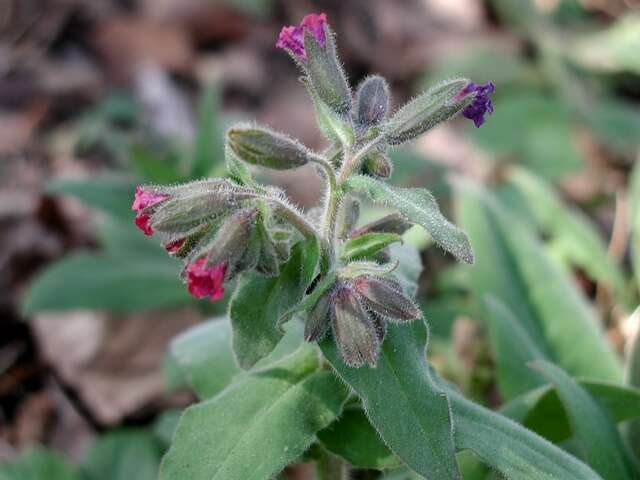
xmin=133 ymin=13 xmax=493 ymax=368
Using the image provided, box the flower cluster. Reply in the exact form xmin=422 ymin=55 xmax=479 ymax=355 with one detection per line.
xmin=132 ymin=12 xmax=494 ymax=367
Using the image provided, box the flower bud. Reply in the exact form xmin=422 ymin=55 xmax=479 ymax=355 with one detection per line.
xmin=355 ymin=75 xmax=389 ymax=128
xmin=350 ymin=213 xmax=413 ymax=238
xmin=228 ymin=126 xmax=311 ymax=170
xmin=304 ymin=292 xmax=331 ymax=342
xmin=353 ymin=276 xmax=421 ymax=322
xmin=361 ymin=151 xmax=393 ymax=179
xmin=331 ymin=282 xmax=379 ymax=368
xmin=303 ymin=26 xmax=351 ymax=117
xmin=338 ymin=197 xmax=360 ymax=239
xmin=386 ymin=78 xmax=471 ymax=145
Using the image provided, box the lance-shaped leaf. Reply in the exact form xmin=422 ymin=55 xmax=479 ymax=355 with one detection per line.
xmin=501 ymin=378 xmax=640 ymax=443
xmin=340 ymin=232 xmax=402 ymax=261
xmin=530 ymin=361 xmax=634 ymax=480
xmin=159 ymin=346 xmax=348 ymax=480
xmin=446 ymin=386 xmax=603 ymax=480
xmin=318 ymin=406 xmax=401 ymax=469
xmin=457 ymin=180 xmax=622 ymax=382
xmin=345 ymin=175 xmax=474 ymax=263
xmin=321 ymin=320 xmax=461 ymax=480
xmin=230 ymin=237 xmax=320 ymax=369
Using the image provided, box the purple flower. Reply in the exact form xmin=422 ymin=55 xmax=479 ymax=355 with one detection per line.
xmin=276 ymin=13 xmax=327 ymax=60
xmin=458 ymin=82 xmax=495 ymax=128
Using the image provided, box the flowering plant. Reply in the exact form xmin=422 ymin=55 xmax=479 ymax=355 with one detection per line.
xmin=135 ymin=13 xmax=616 ymax=480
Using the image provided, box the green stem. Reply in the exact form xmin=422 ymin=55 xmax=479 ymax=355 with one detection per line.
xmin=315 ymin=450 xmax=349 ymax=480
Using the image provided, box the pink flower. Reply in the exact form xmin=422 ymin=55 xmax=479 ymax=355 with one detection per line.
xmin=276 ymin=13 xmax=327 ymax=60
xmin=132 ymin=186 xmax=167 ymax=236
xmin=186 ymin=258 xmax=227 ymax=302
xmin=165 ymin=238 xmax=185 ymax=253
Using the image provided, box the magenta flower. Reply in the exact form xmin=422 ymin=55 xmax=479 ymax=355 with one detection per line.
xmin=186 ymin=258 xmax=227 ymax=302
xmin=458 ymin=82 xmax=495 ymax=128
xmin=132 ymin=186 xmax=167 ymax=236
xmin=276 ymin=13 xmax=327 ymax=60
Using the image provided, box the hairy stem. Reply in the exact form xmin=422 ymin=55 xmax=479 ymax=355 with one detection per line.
xmin=337 ymin=133 xmax=386 ymax=183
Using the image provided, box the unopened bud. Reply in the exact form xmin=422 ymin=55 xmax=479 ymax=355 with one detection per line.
xmin=338 ymin=197 xmax=360 ymax=239
xmin=228 ymin=126 xmax=311 ymax=170
xmin=362 ymin=151 xmax=393 ymax=179
xmin=185 ymin=207 xmax=258 ymax=279
xmin=353 ymin=276 xmax=421 ymax=322
xmin=331 ymin=282 xmax=379 ymax=368
xmin=304 ymin=293 xmax=331 ymax=342
xmin=304 ymin=28 xmax=351 ymax=117
xmin=255 ymin=219 xmax=281 ymax=277
xmin=355 ymin=75 xmax=389 ymax=128
xmin=386 ymin=78 xmax=471 ymax=145
xmin=351 ymin=213 xmax=412 ymax=238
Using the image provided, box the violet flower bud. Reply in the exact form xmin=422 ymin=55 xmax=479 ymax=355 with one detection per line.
xmin=276 ymin=13 xmax=327 ymax=60
xmin=304 ymin=292 xmax=332 ymax=342
xmin=456 ymin=81 xmax=496 ymax=128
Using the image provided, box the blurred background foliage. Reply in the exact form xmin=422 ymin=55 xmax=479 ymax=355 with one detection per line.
xmin=1 ymin=0 xmax=640 ymax=478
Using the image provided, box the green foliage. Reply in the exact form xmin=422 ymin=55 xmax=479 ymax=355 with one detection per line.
xmin=82 ymin=430 xmax=162 ymax=480
xmin=159 ymin=346 xmax=348 ymax=480
xmin=340 ymin=232 xmax=402 ymax=261
xmin=229 ymin=237 xmax=320 ymax=368
xmin=0 ymin=449 xmax=78 ymax=480
xmin=23 ymin=253 xmax=190 ymax=313
xmin=345 ymin=175 xmax=474 ymax=264
xmin=531 ymin=361 xmax=635 ymax=479
xmin=457 ymin=181 xmax=622 ymax=392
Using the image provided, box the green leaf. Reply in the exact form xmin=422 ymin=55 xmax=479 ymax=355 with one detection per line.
xmin=159 ymin=346 xmax=348 ymax=480
xmin=340 ymin=232 xmax=402 ymax=261
xmin=230 ymin=237 xmax=320 ymax=369
xmin=530 ymin=361 xmax=633 ymax=479
xmin=626 ymin=328 xmax=640 ymax=461
xmin=484 ymin=296 xmax=548 ymax=399
xmin=506 ymin=167 xmax=626 ymax=299
xmin=82 ymin=430 xmax=162 ymax=480
xmin=0 ymin=448 xmax=78 ymax=480
xmin=165 ymin=317 xmax=304 ymax=399
xmin=166 ymin=317 xmax=241 ymax=399
xmin=447 ymin=386 xmax=603 ymax=480
xmin=191 ymin=85 xmax=224 ymax=179
xmin=321 ymin=320 xmax=461 ymax=479
xmin=501 ymin=379 xmax=640 ymax=442
xmin=153 ymin=409 xmax=182 ymax=447
xmin=345 ymin=175 xmax=474 ymax=264
xmin=317 ymin=405 xmax=401 ymax=469
xmin=457 ymin=180 xmax=622 ymax=382
xmin=23 ymin=253 xmax=190 ymax=313
xmin=47 ymin=176 xmax=138 ymax=221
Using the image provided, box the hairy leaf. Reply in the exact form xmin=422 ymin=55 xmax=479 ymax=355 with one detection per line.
xmin=345 ymin=175 xmax=473 ymax=263
xmin=531 ymin=361 xmax=633 ymax=479
xmin=340 ymin=232 xmax=402 ymax=261
xmin=159 ymin=346 xmax=348 ymax=480
xmin=230 ymin=237 xmax=320 ymax=369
